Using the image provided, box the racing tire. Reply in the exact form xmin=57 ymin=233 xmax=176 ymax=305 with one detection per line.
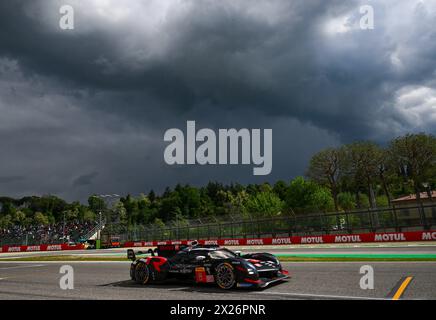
xmin=130 ymin=264 xmax=136 ymax=281
xmin=215 ymin=263 xmax=236 ymax=290
xmin=134 ymin=261 xmax=150 ymax=285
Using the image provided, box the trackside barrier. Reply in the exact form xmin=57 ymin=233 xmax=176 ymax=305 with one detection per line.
xmin=2 ymin=231 xmax=434 ymax=253
xmin=122 ymin=230 xmax=436 ymax=247
xmin=0 ymin=244 xmax=85 ymax=254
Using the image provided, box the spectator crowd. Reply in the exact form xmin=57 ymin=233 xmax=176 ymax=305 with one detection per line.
xmin=0 ymin=220 xmax=99 ymax=246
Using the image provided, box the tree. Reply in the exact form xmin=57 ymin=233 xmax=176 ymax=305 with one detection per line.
xmin=337 ymin=192 xmax=356 ymax=211
xmin=388 ymin=133 xmax=436 ymax=204
xmin=377 ymin=149 xmax=396 ymax=205
xmin=1 ymin=201 xmax=16 ymax=217
xmin=273 ymin=180 xmax=288 ymax=201
xmin=153 ymin=218 xmax=166 ymax=229
xmin=114 ymin=201 xmax=128 ymax=225
xmin=311 ymin=187 xmax=335 ymax=212
xmin=137 ymin=194 xmax=152 ymax=224
xmin=12 ymin=210 xmax=26 ymax=225
xmin=0 ymin=214 xmax=12 ymax=228
xmin=148 ymin=190 xmax=156 ymax=203
xmin=306 ymin=148 xmax=343 ymax=211
xmin=83 ymin=209 xmax=96 ymax=222
xmin=159 ymin=191 xmax=182 ymax=221
xmin=244 ymin=191 xmax=284 ymax=217
xmin=342 ymin=142 xmax=384 ymax=209
xmin=88 ymin=195 xmax=106 ymax=213
xmin=285 ymin=177 xmax=334 ymax=213
xmin=177 ymin=185 xmax=202 ymax=218
xmin=121 ymin=195 xmax=138 ymax=225
xmin=34 ymin=212 xmax=49 ymax=225
xmin=227 ymin=190 xmax=249 ymax=216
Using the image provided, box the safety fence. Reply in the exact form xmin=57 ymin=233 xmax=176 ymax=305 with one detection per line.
xmin=109 ymin=203 xmax=436 ymax=243
xmin=2 ymin=230 xmax=435 ymax=254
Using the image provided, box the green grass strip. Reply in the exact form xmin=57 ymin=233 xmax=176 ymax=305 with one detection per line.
xmin=276 ymin=253 xmax=436 ymax=262
xmin=0 ymin=255 xmax=130 ymax=262
xmin=277 ymin=253 xmax=436 ymax=259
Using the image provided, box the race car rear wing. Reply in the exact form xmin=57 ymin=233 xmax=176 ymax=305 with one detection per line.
xmin=127 ymin=244 xmax=186 ymax=261
xmin=156 ymin=244 xmax=187 ymax=257
xmin=127 ymin=242 xmax=221 ymax=260
xmin=127 ymin=248 xmax=155 ymax=261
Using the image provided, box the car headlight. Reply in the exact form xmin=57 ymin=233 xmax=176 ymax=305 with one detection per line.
xmin=245 ymin=262 xmax=258 ymax=274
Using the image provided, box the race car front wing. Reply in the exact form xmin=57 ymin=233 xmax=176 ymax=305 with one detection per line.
xmin=238 ymin=271 xmax=290 ymax=288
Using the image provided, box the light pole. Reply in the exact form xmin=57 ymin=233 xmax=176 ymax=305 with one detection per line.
xmin=422 ymin=182 xmax=435 ymax=227
xmin=98 ymin=211 xmax=102 ymax=240
xmin=422 ymin=182 xmax=432 ymax=201
xmin=63 ymin=211 xmax=66 ymax=244
xmin=98 ymin=194 xmax=121 ymax=222
xmin=95 ymin=194 xmax=121 ymax=235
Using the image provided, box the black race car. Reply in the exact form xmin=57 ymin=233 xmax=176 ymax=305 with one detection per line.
xmin=127 ymin=242 xmax=289 ymax=289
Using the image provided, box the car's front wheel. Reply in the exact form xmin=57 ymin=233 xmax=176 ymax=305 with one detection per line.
xmin=215 ymin=263 xmax=236 ymax=290
xmin=134 ymin=261 xmax=150 ymax=285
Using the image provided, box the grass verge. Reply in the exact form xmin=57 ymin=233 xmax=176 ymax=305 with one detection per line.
xmin=0 ymin=255 xmax=129 ymax=262
xmin=278 ymin=256 xmax=436 ymax=262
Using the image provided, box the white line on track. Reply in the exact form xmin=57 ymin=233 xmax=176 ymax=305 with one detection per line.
xmin=168 ymin=287 xmax=191 ymax=291
xmin=0 ymin=264 xmax=46 ymax=270
xmin=251 ymin=291 xmax=387 ymax=300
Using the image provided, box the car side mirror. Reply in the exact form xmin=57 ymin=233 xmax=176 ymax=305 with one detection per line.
xmin=196 ymin=255 xmax=206 ymax=261
xmin=235 ymin=251 xmax=241 ymax=256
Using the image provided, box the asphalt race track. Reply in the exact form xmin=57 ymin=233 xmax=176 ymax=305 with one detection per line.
xmin=1 ymin=260 xmax=436 ymax=300
xmin=1 ymin=244 xmax=436 ymax=300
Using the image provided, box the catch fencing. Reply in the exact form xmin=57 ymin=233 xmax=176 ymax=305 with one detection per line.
xmin=106 ymin=203 xmax=436 ymax=243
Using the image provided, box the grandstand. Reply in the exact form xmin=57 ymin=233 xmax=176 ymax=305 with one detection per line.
xmin=0 ymin=220 xmax=101 ymax=246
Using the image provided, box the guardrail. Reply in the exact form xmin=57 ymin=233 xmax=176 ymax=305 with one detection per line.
xmin=0 ymin=243 xmax=85 ymax=254
xmin=123 ymin=230 xmax=436 ymax=247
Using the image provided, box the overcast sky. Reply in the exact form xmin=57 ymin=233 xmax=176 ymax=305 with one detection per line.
xmin=0 ymin=0 xmax=435 ymax=202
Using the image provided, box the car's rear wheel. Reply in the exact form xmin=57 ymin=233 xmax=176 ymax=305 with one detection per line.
xmin=215 ymin=263 xmax=236 ymax=290
xmin=134 ymin=261 xmax=150 ymax=285
xmin=130 ymin=264 xmax=136 ymax=281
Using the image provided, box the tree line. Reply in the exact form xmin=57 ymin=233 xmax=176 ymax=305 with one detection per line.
xmin=307 ymin=133 xmax=436 ymax=211
xmin=1 ymin=133 xmax=435 ymax=229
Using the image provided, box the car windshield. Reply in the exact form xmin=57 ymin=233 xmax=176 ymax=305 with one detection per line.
xmin=208 ymin=249 xmax=236 ymax=259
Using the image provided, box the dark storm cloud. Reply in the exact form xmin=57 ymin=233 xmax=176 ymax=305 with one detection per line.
xmin=72 ymin=172 xmax=99 ymax=187
xmin=0 ymin=0 xmax=435 ymax=200
xmin=0 ymin=176 xmax=25 ymax=184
